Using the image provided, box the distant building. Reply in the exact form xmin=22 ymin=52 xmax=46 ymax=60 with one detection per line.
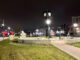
xmin=72 ymin=16 xmax=80 ymax=36
xmin=72 ymin=16 xmax=80 ymax=24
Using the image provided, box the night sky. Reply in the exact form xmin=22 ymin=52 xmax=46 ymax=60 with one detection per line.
xmin=0 ymin=0 xmax=80 ymax=32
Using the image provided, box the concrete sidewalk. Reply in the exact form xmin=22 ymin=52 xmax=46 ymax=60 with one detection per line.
xmin=51 ymin=40 xmax=80 ymax=60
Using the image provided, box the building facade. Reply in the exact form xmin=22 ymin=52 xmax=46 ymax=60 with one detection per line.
xmin=72 ymin=16 xmax=80 ymax=36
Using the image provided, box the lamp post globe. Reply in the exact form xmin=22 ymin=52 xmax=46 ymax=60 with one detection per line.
xmin=45 ymin=19 xmax=51 ymax=38
xmin=46 ymin=19 xmax=51 ymax=25
xmin=44 ymin=13 xmax=47 ymax=17
xmin=48 ymin=12 xmax=51 ymax=17
xmin=44 ymin=12 xmax=51 ymax=17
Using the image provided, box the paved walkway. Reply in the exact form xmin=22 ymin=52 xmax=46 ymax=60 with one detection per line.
xmin=51 ymin=40 xmax=80 ymax=60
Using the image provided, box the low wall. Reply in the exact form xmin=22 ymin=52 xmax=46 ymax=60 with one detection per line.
xmin=19 ymin=37 xmax=48 ymax=40
xmin=18 ymin=37 xmax=80 ymax=44
xmin=18 ymin=39 xmax=51 ymax=44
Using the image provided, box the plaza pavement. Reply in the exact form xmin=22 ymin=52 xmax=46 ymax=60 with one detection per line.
xmin=51 ymin=39 xmax=80 ymax=60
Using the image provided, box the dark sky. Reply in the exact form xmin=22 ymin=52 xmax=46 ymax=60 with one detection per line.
xmin=0 ymin=0 xmax=80 ymax=32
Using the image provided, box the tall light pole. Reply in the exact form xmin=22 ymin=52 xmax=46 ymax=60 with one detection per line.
xmin=44 ymin=12 xmax=51 ymax=38
xmin=45 ymin=19 xmax=51 ymax=38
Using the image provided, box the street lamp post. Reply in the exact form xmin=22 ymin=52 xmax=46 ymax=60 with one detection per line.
xmin=44 ymin=12 xmax=52 ymax=38
xmin=45 ymin=19 xmax=51 ymax=38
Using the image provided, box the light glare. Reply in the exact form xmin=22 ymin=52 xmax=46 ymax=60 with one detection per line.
xmin=44 ymin=13 xmax=47 ymax=17
xmin=73 ymin=23 xmax=78 ymax=27
xmin=48 ymin=12 xmax=51 ymax=16
xmin=46 ymin=19 xmax=51 ymax=25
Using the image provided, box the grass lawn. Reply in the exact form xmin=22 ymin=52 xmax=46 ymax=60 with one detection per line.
xmin=0 ymin=39 xmax=76 ymax=60
xmin=69 ymin=42 xmax=80 ymax=48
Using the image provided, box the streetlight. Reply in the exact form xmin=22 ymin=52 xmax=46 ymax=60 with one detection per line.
xmin=44 ymin=12 xmax=52 ymax=38
xmin=44 ymin=12 xmax=51 ymax=17
xmin=45 ymin=19 xmax=51 ymax=38
xmin=44 ymin=13 xmax=47 ymax=17
xmin=45 ymin=19 xmax=51 ymax=25
xmin=48 ymin=12 xmax=51 ymax=17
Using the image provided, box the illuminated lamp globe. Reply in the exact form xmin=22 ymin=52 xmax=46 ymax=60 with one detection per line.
xmin=44 ymin=13 xmax=47 ymax=17
xmin=48 ymin=12 xmax=51 ymax=16
xmin=46 ymin=19 xmax=51 ymax=25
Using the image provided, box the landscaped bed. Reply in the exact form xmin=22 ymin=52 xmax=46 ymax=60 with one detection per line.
xmin=69 ymin=42 xmax=80 ymax=48
xmin=0 ymin=39 xmax=76 ymax=60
